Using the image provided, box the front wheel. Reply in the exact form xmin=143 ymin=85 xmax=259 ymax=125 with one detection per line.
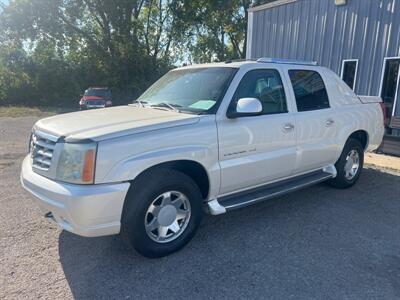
xmin=121 ymin=169 xmax=203 ymax=258
xmin=328 ymin=138 xmax=364 ymax=189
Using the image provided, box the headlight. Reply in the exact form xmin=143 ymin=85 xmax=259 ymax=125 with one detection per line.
xmin=56 ymin=143 xmax=97 ymax=184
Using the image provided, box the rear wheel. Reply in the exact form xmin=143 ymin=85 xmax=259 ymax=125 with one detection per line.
xmin=328 ymin=138 xmax=364 ymax=189
xmin=121 ymin=169 xmax=203 ymax=258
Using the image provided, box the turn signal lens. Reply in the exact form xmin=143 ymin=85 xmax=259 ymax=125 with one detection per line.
xmin=82 ymin=149 xmax=95 ymax=182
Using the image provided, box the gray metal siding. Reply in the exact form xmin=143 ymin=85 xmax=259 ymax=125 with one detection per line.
xmin=248 ymin=0 xmax=400 ymax=96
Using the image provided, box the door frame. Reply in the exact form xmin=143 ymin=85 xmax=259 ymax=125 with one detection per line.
xmin=340 ymin=59 xmax=359 ymax=91
xmin=378 ymin=56 xmax=400 ymax=118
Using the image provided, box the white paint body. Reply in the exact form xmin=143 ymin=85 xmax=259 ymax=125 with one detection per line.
xmin=21 ymin=61 xmax=384 ymax=237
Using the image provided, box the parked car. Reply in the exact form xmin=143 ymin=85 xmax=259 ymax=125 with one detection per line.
xmin=79 ymin=87 xmax=112 ymax=109
xmin=21 ymin=58 xmax=385 ymax=258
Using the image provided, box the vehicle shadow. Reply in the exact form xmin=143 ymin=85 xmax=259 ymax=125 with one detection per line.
xmin=59 ymin=168 xmax=400 ymax=299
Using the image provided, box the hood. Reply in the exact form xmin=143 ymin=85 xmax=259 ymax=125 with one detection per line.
xmin=34 ymin=105 xmax=199 ymax=142
xmin=82 ymin=96 xmax=106 ymax=101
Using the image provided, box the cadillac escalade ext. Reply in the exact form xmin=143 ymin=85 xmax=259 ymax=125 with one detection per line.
xmin=21 ymin=58 xmax=385 ymax=258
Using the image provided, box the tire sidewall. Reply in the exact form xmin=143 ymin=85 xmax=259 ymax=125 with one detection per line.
xmin=335 ymin=139 xmax=364 ymax=186
xmin=121 ymin=169 xmax=203 ymax=258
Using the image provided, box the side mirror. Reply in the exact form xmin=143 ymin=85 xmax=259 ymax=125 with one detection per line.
xmin=227 ymin=97 xmax=263 ymax=118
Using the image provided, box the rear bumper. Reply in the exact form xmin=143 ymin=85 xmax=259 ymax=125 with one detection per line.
xmin=21 ymin=156 xmax=130 ymax=237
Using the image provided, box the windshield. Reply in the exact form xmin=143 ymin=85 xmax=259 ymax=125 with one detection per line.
xmin=138 ymin=67 xmax=236 ymax=113
xmin=84 ymin=89 xmax=111 ymax=98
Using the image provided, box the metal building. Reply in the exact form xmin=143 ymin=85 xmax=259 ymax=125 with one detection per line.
xmin=246 ymin=0 xmax=400 ymax=155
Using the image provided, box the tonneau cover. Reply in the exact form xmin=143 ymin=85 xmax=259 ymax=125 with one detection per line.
xmin=358 ymin=96 xmax=382 ymax=104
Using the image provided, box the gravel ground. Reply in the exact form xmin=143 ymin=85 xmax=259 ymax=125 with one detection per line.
xmin=1 ymin=116 xmax=400 ymax=300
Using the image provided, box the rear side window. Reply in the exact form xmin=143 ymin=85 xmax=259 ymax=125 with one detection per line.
xmin=289 ymin=70 xmax=330 ymax=112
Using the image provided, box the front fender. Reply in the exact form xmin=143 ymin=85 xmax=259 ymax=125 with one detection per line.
xmin=94 ymin=115 xmax=220 ymax=199
xmin=100 ymin=145 xmax=220 ymax=200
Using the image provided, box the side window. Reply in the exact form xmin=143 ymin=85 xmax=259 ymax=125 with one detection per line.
xmin=232 ymin=69 xmax=288 ymax=115
xmin=289 ymin=70 xmax=330 ymax=112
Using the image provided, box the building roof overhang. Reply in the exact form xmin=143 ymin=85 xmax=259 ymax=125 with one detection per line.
xmin=248 ymin=0 xmax=298 ymax=12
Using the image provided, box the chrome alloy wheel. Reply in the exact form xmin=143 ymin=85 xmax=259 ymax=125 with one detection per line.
xmin=344 ymin=149 xmax=360 ymax=180
xmin=144 ymin=191 xmax=191 ymax=243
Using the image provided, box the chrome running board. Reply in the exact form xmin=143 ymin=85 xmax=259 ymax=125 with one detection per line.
xmin=206 ymin=167 xmax=336 ymax=215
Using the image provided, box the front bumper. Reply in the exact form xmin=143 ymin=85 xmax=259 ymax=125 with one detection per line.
xmin=20 ymin=156 xmax=130 ymax=237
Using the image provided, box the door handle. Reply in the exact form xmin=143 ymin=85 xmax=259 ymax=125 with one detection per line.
xmin=326 ymin=119 xmax=335 ymax=127
xmin=283 ymin=123 xmax=295 ymax=131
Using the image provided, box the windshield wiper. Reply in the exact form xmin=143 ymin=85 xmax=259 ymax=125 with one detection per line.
xmin=150 ymin=102 xmax=182 ymax=113
xmin=132 ymin=99 xmax=148 ymax=107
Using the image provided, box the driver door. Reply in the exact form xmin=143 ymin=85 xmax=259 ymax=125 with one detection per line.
xmin=217 ymin=68 xmax=297 ymax=195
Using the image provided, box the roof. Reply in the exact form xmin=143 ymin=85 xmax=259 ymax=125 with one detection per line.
xmin=177 ymin=60 xmax=257 ymax=70
xmin=175 ymin=57 xmax=319 ymax=71
xmin=248 ymin=0 xmax=297 ymax=12
xmin=88 ymin=87 xmax=110 ymax=90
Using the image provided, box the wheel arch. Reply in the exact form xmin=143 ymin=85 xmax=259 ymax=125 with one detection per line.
xmin=129 ymin=160 xmax=210 ymax=200
xmin=347 ymin=130 xmax=369 ymax=150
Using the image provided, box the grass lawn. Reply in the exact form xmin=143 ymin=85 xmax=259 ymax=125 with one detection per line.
xmin=0 ymin=106 xmax=73 ymax=118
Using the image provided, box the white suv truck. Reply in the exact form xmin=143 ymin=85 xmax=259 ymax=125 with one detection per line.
xmin=21 ymin=58 xmax=385 ymax=257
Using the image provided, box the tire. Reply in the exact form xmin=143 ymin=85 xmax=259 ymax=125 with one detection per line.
xmin=328 ymin=138 xmax=364 ymax=189
xmin=120 ymin=169 xmax=203 ymax=258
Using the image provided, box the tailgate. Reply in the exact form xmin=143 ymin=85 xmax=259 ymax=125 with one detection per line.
xmin=358 ymin=96 xmax=382 ymax=104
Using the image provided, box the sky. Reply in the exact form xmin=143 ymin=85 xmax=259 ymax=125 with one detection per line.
xmin=0 ymin=0 xmax=9 ymax=8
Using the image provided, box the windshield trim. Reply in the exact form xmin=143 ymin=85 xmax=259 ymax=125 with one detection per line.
xmin=205 ymin=67 xmax=238 ymax=115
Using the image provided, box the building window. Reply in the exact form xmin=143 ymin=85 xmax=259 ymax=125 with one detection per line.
xmin=288 ymin=70 xmax=330 ymax=112
xmin=231 ymin=69 xmax=288 ymax=115
xmin=379 ymin=57 xmax=400 ymax=126
xmin=341 ymin=59 xmax=359 ymax=90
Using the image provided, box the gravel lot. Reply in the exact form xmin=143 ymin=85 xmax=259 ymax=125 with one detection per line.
xmin=1 ymin=116 xmax=400 ymax=300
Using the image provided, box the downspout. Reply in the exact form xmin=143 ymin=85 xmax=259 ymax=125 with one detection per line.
xmin=246 ymin=10 xmax=254 ymax=59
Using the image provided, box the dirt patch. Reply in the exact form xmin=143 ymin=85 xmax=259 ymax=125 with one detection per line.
xmin=365 ymin=152 xmax=400 ymax=174
xmin=0 ymin=106 xmax=72 ymax=118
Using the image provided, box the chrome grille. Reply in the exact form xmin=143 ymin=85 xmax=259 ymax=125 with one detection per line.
xmin=31 ymin=131 xmax=58 ymax=171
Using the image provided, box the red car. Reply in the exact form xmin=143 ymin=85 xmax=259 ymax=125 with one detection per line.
xmin=79 ymin=87 xmax=113 ymax=110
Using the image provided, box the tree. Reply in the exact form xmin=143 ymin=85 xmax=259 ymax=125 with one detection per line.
xmin=0 ymin=0 xmax=186 ymax=105
xmin=173 ymin=0 xmax=276 ymax=63
xmin=0 ymin=0 xmax=278 ymax=106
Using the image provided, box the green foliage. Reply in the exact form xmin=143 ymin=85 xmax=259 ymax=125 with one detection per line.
xmin=0 ymin=0 xmax=276 ymax=107
xmin=171 ymin=0 xmax=275 ymax=63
